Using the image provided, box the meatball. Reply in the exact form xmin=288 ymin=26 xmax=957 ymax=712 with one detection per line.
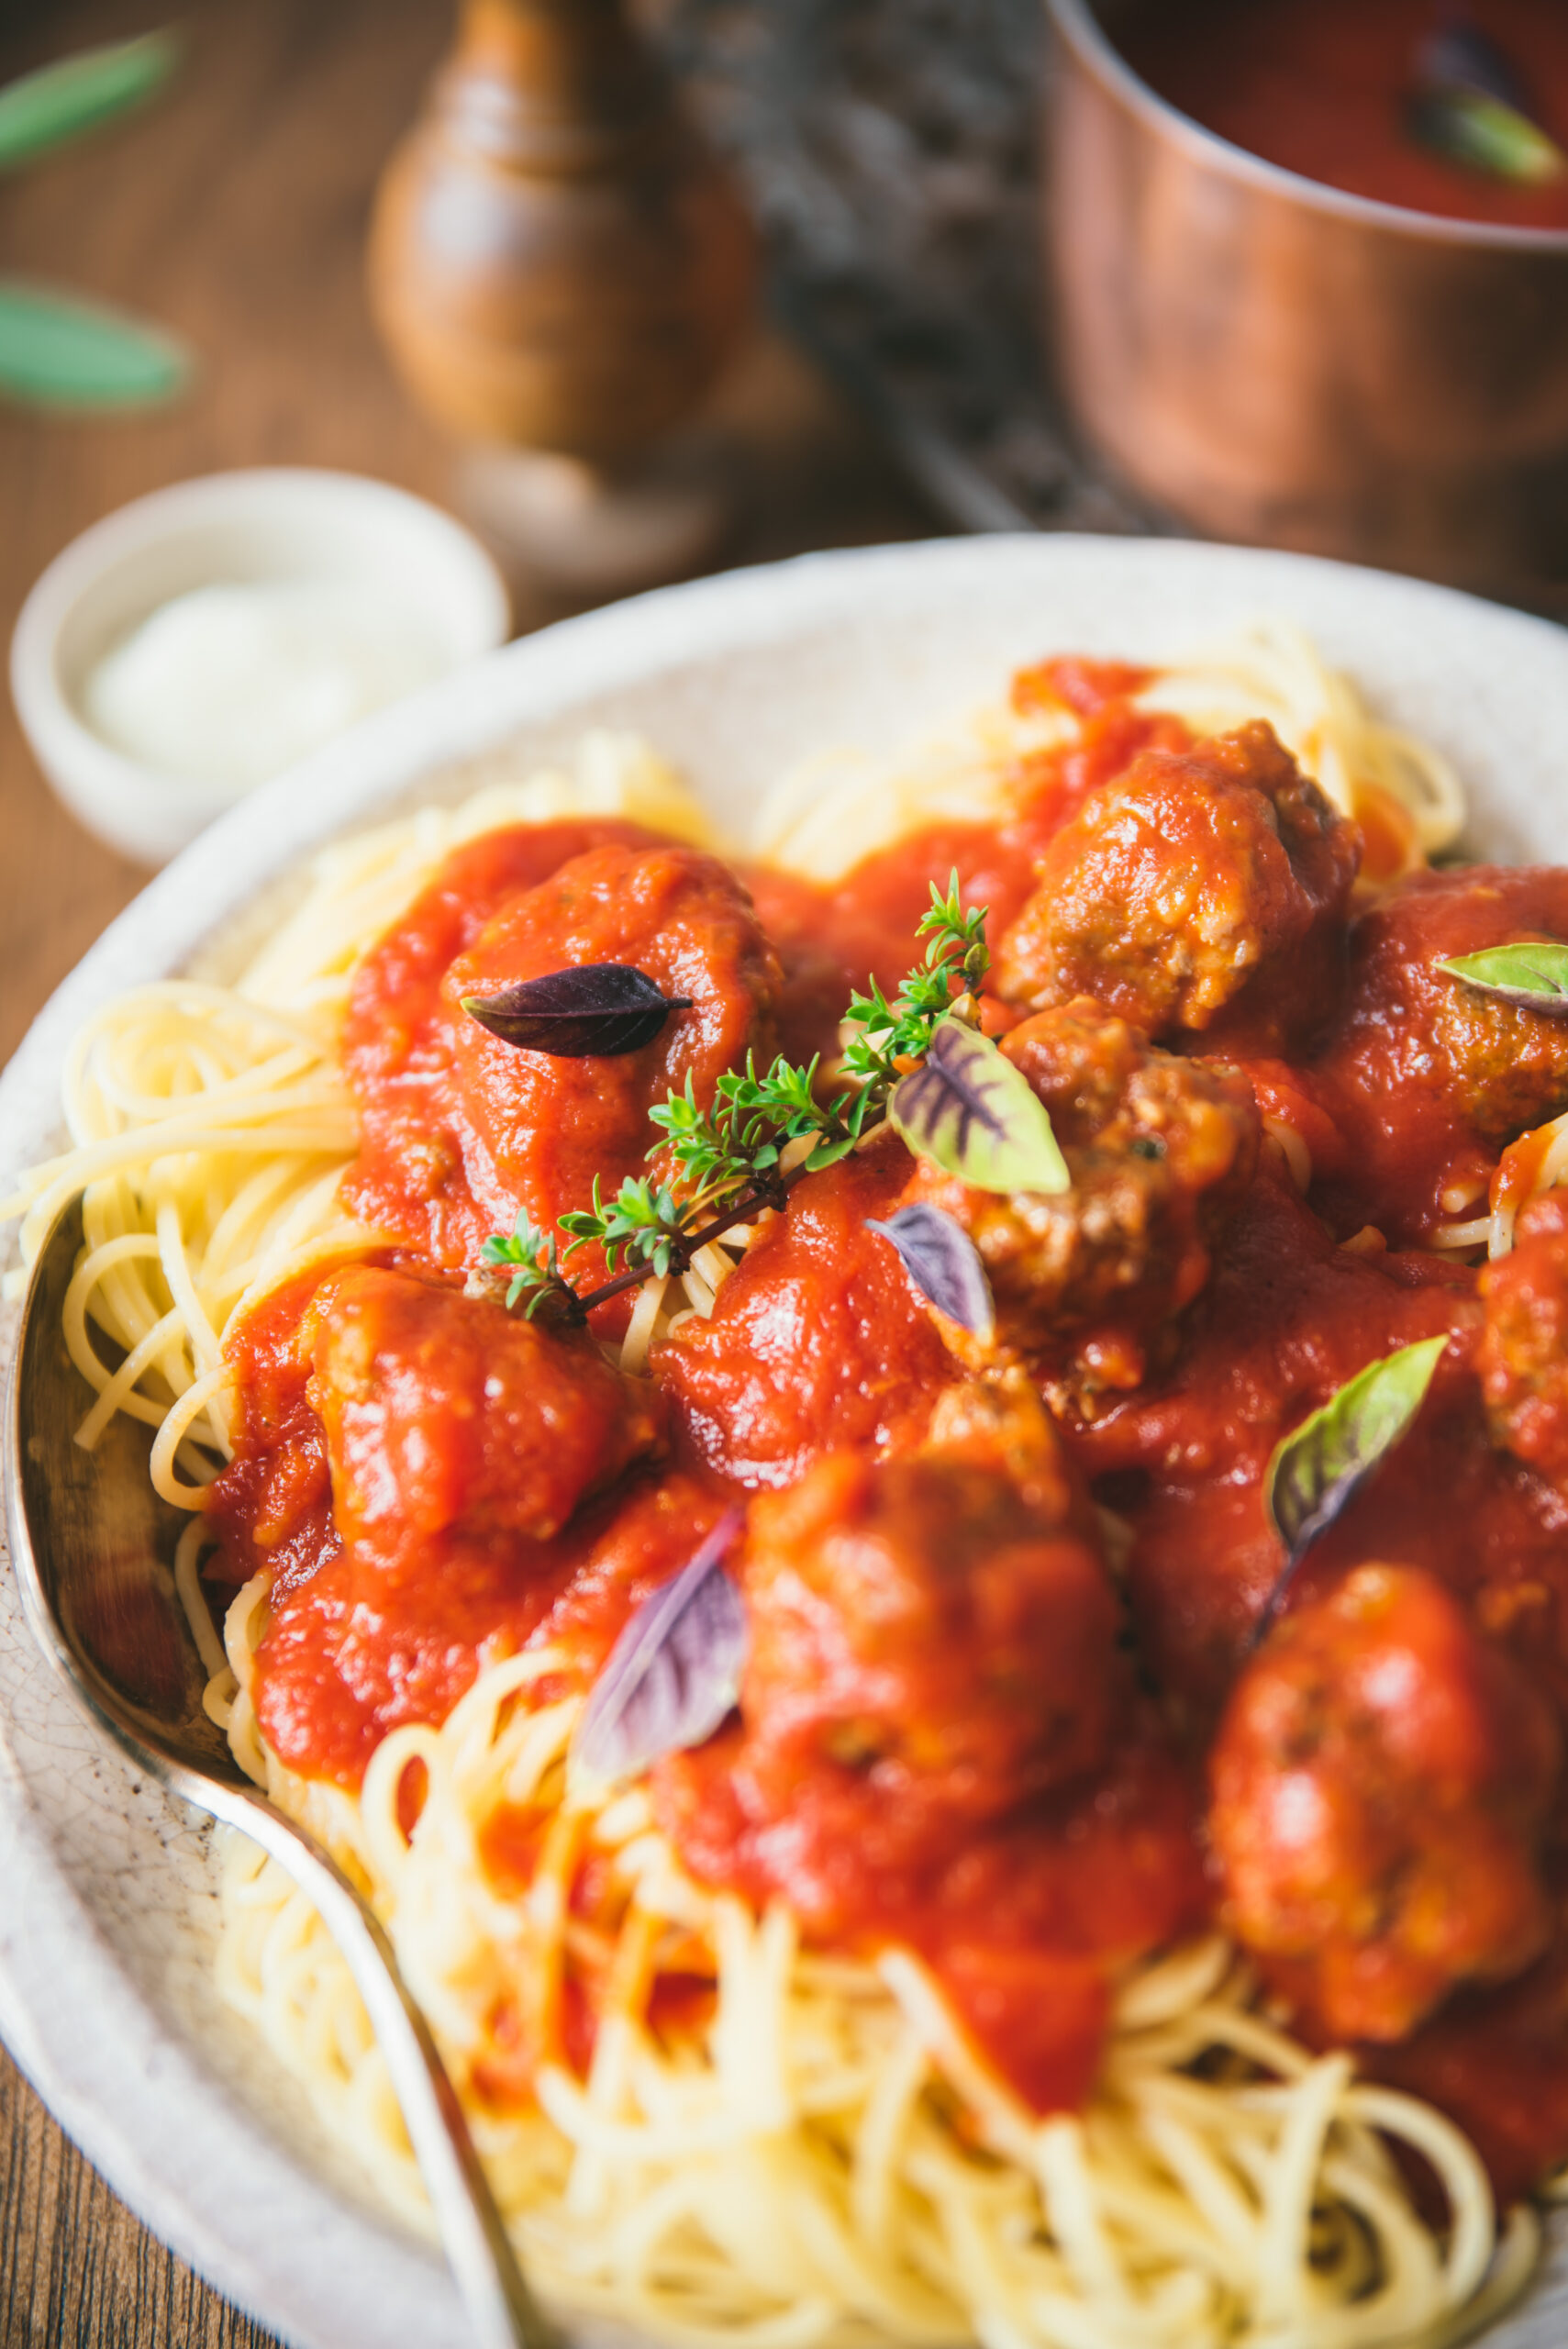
xmin=1326 ymin=864 xmax=1568 ymax=1160
xmin=722 ymin=1405 xmax=1118 ymax=1876
xmin=342 ymin=819 xmax=658 ymax=1091
xmin=345 ymin=838 xmax=780 ymax=1289
xmin=901 ymin=997 xmax=1258 ymax=1403
xmin=1480 ymin=1192 xmax=1568 ymax=1488
xmin=1436 ymin=942 xmax=1568 ymax=1150
xmin=994 ymin=722 xmax=1359 ymax=1050
xmin=446 ymin=841 xmax=780 ymax=1278
xmin=656 ymin=1386 xmax=1204 ymax=1996
xmin=651 ymin=1146 xmax=953 ymax=1488
xmin=341 ymin=820 xmax=662 ymax=1265
xmin=1305 ymin=866 xmax=1568 ymax=1241
xmin=306 ymin=1265 xmax=662 ymax=1577
xmin=1210 ymin=1564 xmax=1560 ymax=2043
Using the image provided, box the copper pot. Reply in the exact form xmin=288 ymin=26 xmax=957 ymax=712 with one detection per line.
xmin=1044 ymin=0 xmax=1568 ymax=595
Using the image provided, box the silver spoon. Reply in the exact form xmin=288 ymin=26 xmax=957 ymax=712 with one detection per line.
xmin=4 ymin=1198 xmax=561 ymax=2349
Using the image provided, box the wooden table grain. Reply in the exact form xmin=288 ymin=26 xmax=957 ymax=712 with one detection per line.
xmin=0 ymin=1 xmax=933 ymax=2340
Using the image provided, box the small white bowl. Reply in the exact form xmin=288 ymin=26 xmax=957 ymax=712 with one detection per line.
xmin=11 ymin=468 xmax=511 ymax=865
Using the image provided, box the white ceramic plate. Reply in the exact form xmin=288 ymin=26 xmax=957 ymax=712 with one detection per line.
xmin=3 ymin=535 xmax=1568 ymax=2349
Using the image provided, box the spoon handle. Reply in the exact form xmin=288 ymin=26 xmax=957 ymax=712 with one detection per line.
xmin=6 ymin=1197 xmax=559 ymax=2347
xmin=225 ymin=1790 xmax=561 ymax=2349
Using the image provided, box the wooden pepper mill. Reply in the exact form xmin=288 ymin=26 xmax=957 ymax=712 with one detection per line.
xmin=368 ymin=0 xmax=759 ymax=591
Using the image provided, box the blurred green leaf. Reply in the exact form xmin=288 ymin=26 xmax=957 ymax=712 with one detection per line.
xmin=1410 ymin=88 xmax=1566 ymax=187
xmin=0 ymin=281 xmax=189 ymax=409
xmin=1264 ymin=1335 xmax=1447 ymax=1572
xmin=0 ymin=28 xmax=181 ymax=173
xmin=1440 ymin=941 xmax=1568 ymax=1012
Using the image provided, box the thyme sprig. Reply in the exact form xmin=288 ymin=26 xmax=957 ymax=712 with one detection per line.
xmin=841 ymin=880 xmax=990 ymax=1091
xmin=562 ymin=1176 xmax=687 ymax=1276
xmin=478 ymin=1213 xmax=580 ymax=1322
xmin=483 ymin=874 xmax=990 ymax=1326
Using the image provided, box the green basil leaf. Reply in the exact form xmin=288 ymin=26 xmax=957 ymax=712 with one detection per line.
xmin=0 ymin=280 xmax=188 ymax=408
xmin=1408 ymin=87 xmax=1566 ymax=188
xmin=0 ymin=29 xmax=181 ymax=172
xmin=1419 ymin=17 xmax=1529 ymax=114
xmin=1258 ymin=1334 xmax=1447 ymax=1635
xmin=888 ymin=1015 xmax=1069 ymax=1197
xmin=1440 ymin=941 xmax=1568 ymax=1018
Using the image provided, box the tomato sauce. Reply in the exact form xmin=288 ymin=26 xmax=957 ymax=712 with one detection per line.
xmin=1362 ymin=1911 xmax=1568 ymax=2205
xmin=205 ymin=655 xmax=1568 ymax=2180
xmin=1070 ymin=1167 xmax=1568 ymax=1717
xmin=658 ymin=1699 xmax=1206 ymax=2112
xmin=1307 ymin=866 xmax=1568 ymax=1242
xmin=652 ymin=1143 xmax=956 ymax=1488
xmin=1120 ymin=0 xmax=1568 ymax=232
xmin=244 ymin=1462 xmax=729 ymax=1787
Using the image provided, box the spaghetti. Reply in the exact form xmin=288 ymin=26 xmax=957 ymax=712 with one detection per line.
xmin=3 ymin=628 xmax=1557 ymax=2349
xmin=214 ymin=1636 xmax=1516 ymax=2349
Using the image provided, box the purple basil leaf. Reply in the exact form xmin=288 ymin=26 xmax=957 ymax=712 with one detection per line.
xmin=867 ymin=1204 xmax=995 ymax=1342
xmin=1409 ymin=18 xmax=1565 ymax=184
xmin=572 ymin=1511 xmax=747 ymax=1786
xmin=462 ymin=963 xmax=693 ymax=1057
xmin=1418 ymin=17 xmax=1529 ymax=113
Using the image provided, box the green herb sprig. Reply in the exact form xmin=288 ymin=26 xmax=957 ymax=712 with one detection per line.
xmin=841 ymin=880 xmax=990 ymax=1093
xmin=483 ymin=875 xmax=992 ymax=1326
xmin=478 ymin=1212 xmax=579 ymax=1322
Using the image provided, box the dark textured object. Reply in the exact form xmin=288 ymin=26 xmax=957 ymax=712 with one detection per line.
xmin=656 ymin=0 xmax=1150 ymax=535
xmin=462 ymin=963 xmax=693 ymax=1056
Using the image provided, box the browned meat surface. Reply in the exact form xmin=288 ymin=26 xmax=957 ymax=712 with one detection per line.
xmin=1480 ymin=1192 xmax=1568 ymax=1488
xmin=1210 ymin=1564 xmax=1560 ymax=2043
xmin=900 ymin=997 xmax=1258 ymax=1403
xmin=306 ymin=1264 xmax=663 ymax=1575
xmin=994 ymin=722 xmax=1359 ymax=1050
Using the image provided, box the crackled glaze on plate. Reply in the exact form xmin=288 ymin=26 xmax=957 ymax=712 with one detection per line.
xmin=3 ymin=537 xmax=1567 ymax=2349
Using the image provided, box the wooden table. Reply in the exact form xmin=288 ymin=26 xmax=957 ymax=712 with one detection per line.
xmin=0 ymin=2 xmax=935 ymax=2340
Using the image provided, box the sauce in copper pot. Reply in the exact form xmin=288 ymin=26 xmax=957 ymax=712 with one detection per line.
xmin=1118 ymin=0 xmax=1568 ymax=231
